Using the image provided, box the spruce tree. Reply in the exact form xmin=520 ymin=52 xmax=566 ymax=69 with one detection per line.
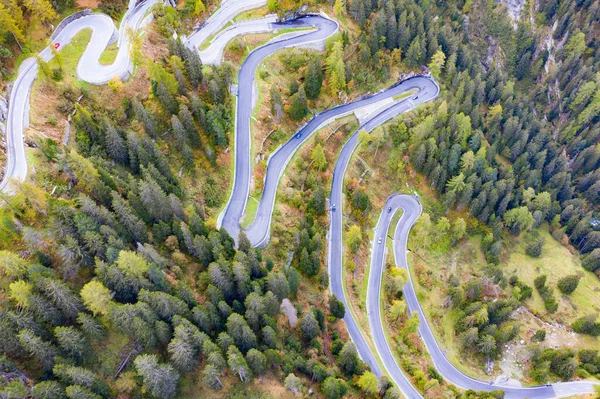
xmin=134 ymin=354 xmax=181 ymax=399
xmin=156 ymin=82 xmax=178 ymax=114
xmin=288 ymin=85 xmax=308 ymax=121
xmin=227 ymin=345 xmax=250 ymax=381
xmin=103 ymin=120 xmax=128 ymax=165
xmin=17 ymin=329 xmax=59 ymax=371
xmin=305 ymin=56 xmax=323 ymax=100
xmin=179 ymin=104 xmax=201 ymax=148
xmin=111 ymin=192 xmax=148 ymax=242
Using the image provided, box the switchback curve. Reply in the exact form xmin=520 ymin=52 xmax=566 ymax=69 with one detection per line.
xmin=368 ymin=194 xmax=599 ymax=398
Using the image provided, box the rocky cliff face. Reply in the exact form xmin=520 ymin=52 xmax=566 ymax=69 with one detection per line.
xmin=500 ymin=0 xmax=525 ymax=27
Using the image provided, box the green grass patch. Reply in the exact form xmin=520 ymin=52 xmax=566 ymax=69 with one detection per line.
xmin=199 ymin=21 xmax=233 ymax=50
xmin=240 ymin=194 xmax=261 ymax=228
xmin=47 ymin=28 xmax=92 ymax=75
xmin=99 ymin=42 xmax=119 ymax=65
xmin=501 ymin=227 xmax=600 ymax=324
xmin=232 ymin=8 xmax=268 ymax=22
xmin=393 ymin=88 xmax=418 ymax=101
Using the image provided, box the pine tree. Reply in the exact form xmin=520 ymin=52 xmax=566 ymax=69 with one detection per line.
xmin=288 ymin=85 xmax=308 ymax=121
xmin=217 ymin=332 xmax=234 ymax=353
xmin=267 ymin=272 xmax=289 ymax=301
xmin=33 ymin=381 xmax=66 ymax=399
xmin=270 ymin=86 xmax=284 ymax=121
xmin=138 ymin=289 xmax=188 ymax=322
xmin=300 ymin=311 xmax=320 ymax=341
xmin=111 ymin=192 xmax=148 ymax=242
xmin=53 ymin=364 xmax=108 ymax=396
xmin=227 ymin=345 xmax=250 ymax=381
xmin=168 ymin=328 xmax=197 ymax=371
xmin=139 ymin=176 xmax=174 ymax=222
xmin=557 ymin=275 xmax=581 ymax=295
xmin=329 ymin=294 xmax=345 ymax=319
xmin=244 ymin=292 xmax=265 ymax=332
xmin=132 ymin=100 xmax=157 ymax=138
xmin=337 ymin=341 xmax=358 ymax=375
xmin=406 ymin=38 xmax=423 ymax=68
xmin=134 ymin=354 xmax=181 ymax=399
xmin=103 ymin=120 xmax=128 ymax=164
xmin=77 ymin=313 xmax=106 ymax=340
xmin=305 ymin=56 xmax=323 ymax=100
xmin=37 ymin=277 xmax=84 ymax=319
xmin=203 ymin=364 xmax=224 ymax=390
xmin=156 ymin=82 xmax=178 ymax=114
xmin=18 ymin=329 xmax=59 ymax=371
xmin=226 ymin=313 xmax=257 ymax=352
xmin=322 ymin=377 xmax=345 ymax=399
xmin=179 ymin=104 xmax=201 ymax=148
xmin=287 ymin=267 xmax=299 ymax=298
xmin=246 ymin=348 xmax=266 ymax=376
xmin=184 ymin=47 xmax=203 ymax=88
xmin=55 ymin=326 xmax=88 ymax=362
xmin=235 ymin=231 xmax=250 ymax=254
xmin=65 ymin=385 xmax=102 ymax=399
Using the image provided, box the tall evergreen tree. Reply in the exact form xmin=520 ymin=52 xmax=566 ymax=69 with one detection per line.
xmin=305 ymin=56 xmax=323 ymax=100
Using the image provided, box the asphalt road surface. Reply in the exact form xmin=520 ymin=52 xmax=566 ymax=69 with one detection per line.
xmin=368 ymin=194 xmax=598 ymax=398
xmin=184 ymin=0 xmax=268 ymax=51
xmin=328 ymin=80 xmax=439 ymax=399
xmin=218 ymin=15 xmax=339 ymax=242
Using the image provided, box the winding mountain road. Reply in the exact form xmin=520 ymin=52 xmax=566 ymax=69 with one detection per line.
xmin=193 ymin=4 xmax=597 ymax=398
xmin=4 ymin=0 xmax=597 ymax=397
xmin=0 ymin=0 xmax=156 ymax=191
xmin=217 ymin=14 xmax=339 ymax=241
xmin=368 ymin=194 xmax=599 ymax=398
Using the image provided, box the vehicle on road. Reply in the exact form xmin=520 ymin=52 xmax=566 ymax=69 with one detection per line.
xmin=295 ymin=133 xmax=302 ymax=139
xmin=378 ymin=237 xmax=382 ymax=244
xmin=332 ymin=204 xmax=336 ymax=212
xmin=387 ymin=206 xmax=392 ymax=213
xmin=413 ymin=95 xmax=418 ymax=100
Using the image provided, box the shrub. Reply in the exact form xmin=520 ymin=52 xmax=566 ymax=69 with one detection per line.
xmin=544 ymin=297 xmax=558 ymax=313
xmin=572 ymin=316 xmax=600 ymax=336
xmin=532 ymin=329 xmax=546 ymax=342
xmin=557 ymin=274 xmax=581 ymax=295
xmin=578 ymin=349 xmax=598 ymax=364
xmin=582 ymin=249 xmax=600 ymax=272
xmin=526 ymin=238 xmax=544 ymax=257
xmin=329 ymin=295 xmax=345 ymax=319
xmin=51 ymin=68 xmax=63 ymax=81
xmin=534 ymin=275 xmax=547 ymax=290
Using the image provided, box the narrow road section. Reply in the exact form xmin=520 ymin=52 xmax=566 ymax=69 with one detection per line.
xmin=369 ymin=194 xmax=599 ymax=398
